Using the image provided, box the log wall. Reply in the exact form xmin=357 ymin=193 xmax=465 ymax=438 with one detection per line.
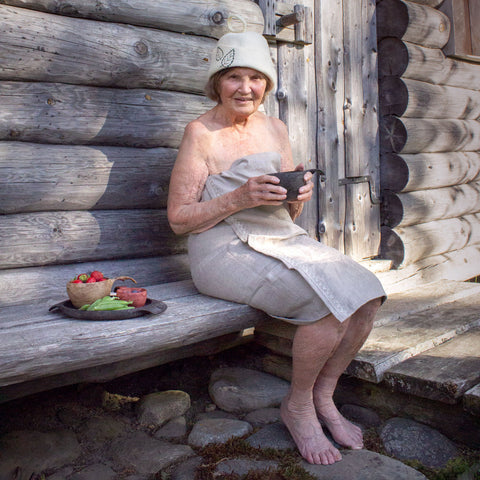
xmin=0 ymin=0 xmax=264 ymax=306
xmin=377 ymin=0 xmax=480 ymax=278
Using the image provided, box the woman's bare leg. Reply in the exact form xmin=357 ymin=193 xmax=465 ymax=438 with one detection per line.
xmin=313 ymin=298 xmax=382 ymax=449
xmin=280 ymin=314 xmax=348 ymax=465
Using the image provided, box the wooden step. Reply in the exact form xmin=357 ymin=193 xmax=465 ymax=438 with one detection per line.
xmin=348 ymin=292 xmax=480 ymax=382
xmin=382 ymin=326 xmax=480 ymax=405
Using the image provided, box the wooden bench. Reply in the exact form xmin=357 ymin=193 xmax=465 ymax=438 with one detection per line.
xmin=0 ymin=255 xmax=268 ymax=403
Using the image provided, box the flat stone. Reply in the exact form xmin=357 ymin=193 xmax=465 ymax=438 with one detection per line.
xmin=188 ymin=418 xmax=253 ymax=448
xmin=0 ymin=430 xmax=81 ymax=480
xmin=215 ymin=458 xmax=279 ymax=476
xmin=195 ymin=410 xmax=238 ymax=422
xmin=154 ymin=415 xmax=187 ymax=440
xmin=300 ymin=449 xmax=428 ymax=479
xmin=245 ymin=422 xmax=296 ymax=450
xmin=77 ymin=416 xmax=128 ymax=445
xmin=136 ymin=390 xmax=190 ymax=427
xmin=171 ymin=456 xmax=204 ymax=480
xmin=209 ymin=367 xmax=289 ymax=413
xmin=339 ymin=404 xmax=382 ymax=429
xmin=68 ymin=463 xmax=117 ymax=480
xmin=243 ymin=407 xmax=281 ymax=427
xmin=380 ymin=417 xmax=458 ymax=468
xmin=464 ymin=383 xmax=480 ymax=416
xmin=109 ymin=431 xmax=194 ymax=474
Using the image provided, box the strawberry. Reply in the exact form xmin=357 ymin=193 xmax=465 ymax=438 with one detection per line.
xmin=90 ymin=270 xmax=104 ymax=281
xmin=77 ymin=273 xmax=89 ymax=283
xmin=71 ymin=279 xmax=82 ymax=284
xmin=86 ymin=277 xmax=96 ymax=283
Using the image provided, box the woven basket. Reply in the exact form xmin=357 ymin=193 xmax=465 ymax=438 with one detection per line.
xmin=66 ymin=276 xmax=136 ymax=308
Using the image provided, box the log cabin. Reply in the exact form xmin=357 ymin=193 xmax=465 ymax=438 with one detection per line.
xmin=0 ymin=0 xmax=479 ymax=442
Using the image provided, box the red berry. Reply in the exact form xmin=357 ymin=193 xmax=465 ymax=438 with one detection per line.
xmin=90 ymin=270 xmax=104 ymax=281
xmin=86 ymin=277 xmax=96 ymax=283
xmin=71 ymin=279 xmax=82 ymax=284
xmin=77 ymin=273 xmax=89 ymax=282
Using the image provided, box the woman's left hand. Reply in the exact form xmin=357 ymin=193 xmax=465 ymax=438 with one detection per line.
xmin=288 ymin=164 xmax=314 ymax=204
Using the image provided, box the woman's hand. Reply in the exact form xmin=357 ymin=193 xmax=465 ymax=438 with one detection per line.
xmin=288 ymin=164 xmax=314 ymax=204
xmin=234 ymin=174 xmax=288 ymax=208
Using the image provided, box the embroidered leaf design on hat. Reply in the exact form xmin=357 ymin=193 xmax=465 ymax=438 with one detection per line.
xmin=216 ymin=47 xmax=224 ymax=62
xmin=221 ymin=48 xmax=235 ymax=67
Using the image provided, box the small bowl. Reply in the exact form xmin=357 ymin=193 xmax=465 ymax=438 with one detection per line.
xmin=66 ymin=276 xmax=136 ymax=309
xmin=115 ymin=287 xmax=147 ymax=308
xmin=268 ymin=168 xmax=325 ymax=201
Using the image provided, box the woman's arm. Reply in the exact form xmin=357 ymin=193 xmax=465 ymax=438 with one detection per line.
xmin=167 ymin=121 xmax=288 ymax=235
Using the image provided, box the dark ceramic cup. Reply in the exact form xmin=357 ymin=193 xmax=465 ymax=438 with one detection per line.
xmin=268 ymin=168 xmax=325 ymax=201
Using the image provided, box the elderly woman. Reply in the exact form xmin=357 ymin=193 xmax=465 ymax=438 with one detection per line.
xmin=168 ymin=31 xmax=385 ymax=465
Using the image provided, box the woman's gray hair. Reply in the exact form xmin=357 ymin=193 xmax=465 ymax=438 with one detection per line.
xmin=204 ymin=68 xmax=274 ymax=104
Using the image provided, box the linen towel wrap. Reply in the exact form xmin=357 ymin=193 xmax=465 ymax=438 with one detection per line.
xmin=188 ymin=152 xmax=386 ymax=323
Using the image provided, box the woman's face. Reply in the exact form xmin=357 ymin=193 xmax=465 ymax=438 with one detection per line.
xmin=218 ymin=67 xmax=268 ymax=117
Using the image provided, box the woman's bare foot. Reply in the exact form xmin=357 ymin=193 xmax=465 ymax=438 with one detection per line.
xmin=314 ymin=397 xmax=364 ymax=450
xmin=280 ymin=396 xmax=342 ymax=465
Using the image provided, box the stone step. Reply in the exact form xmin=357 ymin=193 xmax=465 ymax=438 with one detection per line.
xmin=348 ymin=292 xmax=480 ymax=383
xmin=464 ymin=383 xmax=480 ymax=416
xmin=383 ymin=326 xmax=480 ymax=406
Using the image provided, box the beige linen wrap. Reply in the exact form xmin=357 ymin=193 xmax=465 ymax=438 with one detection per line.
xmin=188 ymin=152 xmax=386 ymax=325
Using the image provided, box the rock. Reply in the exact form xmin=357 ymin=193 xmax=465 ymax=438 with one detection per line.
xmin=300 ymin=449 xmax=428 ymax=479
xmin=245 ymin=422 xmax=296 ymax=450
xmin=243 ymin=407 xmax=281 ymax=427
xmin=339 ymin=404 xmax=382 ymax=429
xmin=68 ymin=463 xmax=117 ymax=480
xmin=380 ymin=417 xmax=458 ymax=468
xmin=195 ymin=409 xmax=238 ymax=422
xmin=109 ymin=431 xmax=194 ymax=474
xmin=209 ymin=367 xmax=290 ymax=413
xmin=187 ymin=418 xmax=253 ymax=448
xmin=215 ymin=458 xmax=279 ymax=477
xmin=0 ymin=430 xmax=81 ymax=480
xmin=136 ymin=390 xmax=191 ymax=427
xmin=171 ymin=456 xmax=204 ymax=480
xmin=77 ymin=416 xmax=128 ymax=446
xmin=154 ymin=416 xmax=187 ymax=440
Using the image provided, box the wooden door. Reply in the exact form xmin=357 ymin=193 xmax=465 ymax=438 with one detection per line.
xmin=315 ymin=0 xmax=381 ymax=260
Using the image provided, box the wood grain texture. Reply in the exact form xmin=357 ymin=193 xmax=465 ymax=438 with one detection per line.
xmin=0 ymin=0 xmax=264 ymax=38
xmin=0 ymin=142 xmax=177 ymax=213
xmin=381 ymin=181 xmax=480 ymax=227
xmin=381 ymin=152 xmax=480 ymax=192
xmin=0 ymin=210 xmax=186 ymax=269
xmin=377 ymin=0 xmax=450 ymax=49
xmin=0 ymin=81 xmax=213 ymax=148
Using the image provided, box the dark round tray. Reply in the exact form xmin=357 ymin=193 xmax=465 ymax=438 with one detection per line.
xmin=49 ymin=298 xmax=167 ymax=321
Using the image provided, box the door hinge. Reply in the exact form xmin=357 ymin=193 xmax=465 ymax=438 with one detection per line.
xmin=338 ymin=175 xmax=382 ymax=204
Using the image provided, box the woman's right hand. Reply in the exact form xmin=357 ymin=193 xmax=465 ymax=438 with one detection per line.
xmin=235 ymin=174 xmax=288 ymax=208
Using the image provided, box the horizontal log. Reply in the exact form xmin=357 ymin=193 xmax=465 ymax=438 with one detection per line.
xmin=0 ymin=210 xmax=187 ymax=269
xmin=404 ymin=0 xmax=445 ymax=7
xmin=381 ymin=214 xmax=480 ymax=267
xmin=381 ymin=181 xmax=480 ymax=227
xmin=0 ymin=5 xmax=217 ymax=93
xmin=380 ymin=116 xmax=480 ymax=154
xmin=378 ymin=38 xmax=480 ymax=90
xmin=0 ymin=0 xmax=264 ymax=38
xmin=379 ymin=77 xmax=480 ymax=119
xmin=0 ymin=254 xmax=191 ymax=307
xmin=381 ymin=152 xmax=480 ymax=192
xmin=377 ymin=0 xmax=450 ymax=49
xmin=0 ymin=81 xmax=213 ymax=148
xmin=0 ymin=142 xmax=177 ymax=213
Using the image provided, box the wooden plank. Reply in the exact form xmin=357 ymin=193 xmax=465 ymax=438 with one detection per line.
xmin=380 ymin=152 xmax=480 ymax=193
xmin=0 ymin=142 xmax=177 ymax=213
xmin=380 ymin=116 xmax=480 ymax=154
xmin=0 ymin=5 xmax=218 ymax=93
xmin=463 ymin=383 xmax=480 ymax=416
xmin=405 ymin=0 xmax=445 ymax=7
xmin=343 ymin=0 xmax=380 ymax=260
xmin=439 ymin=0 xmax=473 ymax=57
xmin=381 ymin=180 xmax=480 ymax=227
xmin=378 ymin=38 xmax=480 ymax=89
xmin=314 ymin=0 xmax=346 ymax=251
xmin=0 ymin=292 xmax=267 ymax=387
xmin=379 ymin=77 xmax=480 ymax=119
xmin=0 ymin=0 xmax=264 ymax=38
xmin=381 ymin=214 xmax=480 ymax=267
xmin=377 ymin=0 xmax=450 ymax=49
xmin=0 ymin=210 xmax=187 ymax=269
xmin=383 ymin=327 xmax=480 ymax=404
xmin=0 ymin=255 xmax=191 ymax=307
xmin=0 ymin=81 xmax=213 ymax=148
xmin=348 ymin=293 xmax=480 ymax=382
